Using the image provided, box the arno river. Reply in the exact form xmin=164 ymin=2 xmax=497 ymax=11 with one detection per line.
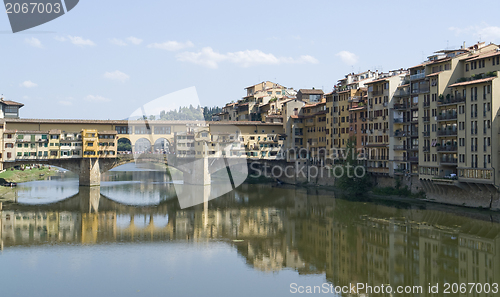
xmin=1 ymin=164 xmax=499 ymax=297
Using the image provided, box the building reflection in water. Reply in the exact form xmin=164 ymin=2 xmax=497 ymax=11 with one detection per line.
xmin=1 ymin=184 xmax=500 ymax=296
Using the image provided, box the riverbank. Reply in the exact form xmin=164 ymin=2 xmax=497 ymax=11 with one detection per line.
xmin=268 ymin=174 xmax=500 ymax=212
xmin=0 ymin=167 xmax=61 ymax=202
xmin=0 ymin=166 xmax=60 ymax=183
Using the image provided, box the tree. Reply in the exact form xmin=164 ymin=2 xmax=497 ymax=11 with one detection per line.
xmin=333 ymin=136 xmax=371 ymax=196
xmin=117 ymin=138 xmax=132 ymax=152
xmin=149 ymin=115 xmax=156 ymax=121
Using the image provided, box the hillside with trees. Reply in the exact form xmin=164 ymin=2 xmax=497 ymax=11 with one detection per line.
xmin=151 ymin=105 xmax=222 ymax=121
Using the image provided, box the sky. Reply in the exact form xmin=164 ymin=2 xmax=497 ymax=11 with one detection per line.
xmin=2 ymin=0 xmax=500 ymax=120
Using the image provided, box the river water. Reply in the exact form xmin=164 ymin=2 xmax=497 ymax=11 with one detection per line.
xmin=0 ymin=164 xmax=499 ymax=297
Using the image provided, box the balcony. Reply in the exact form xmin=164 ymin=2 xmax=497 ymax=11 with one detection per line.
xmin=437 ymin=94 xmax=466 ymax=106
xmin=393 ymin=118 xmax=404 ymax=124
xmin=394 ymin=89 xmax=410 ymax=97
xmin=422 ymin=116 xmax=430 ymax=122
xmin=437 ymin=145 xmax=457 ymax=152
xmin=437 ymin=113 xmax=457 ymax=121
xmin=423 ymin=146 xmax=430 ymax=152
xmin=410 ymin=73 xmax=426 ymax=81
xmin=423 ymin=101 xmax=430 ymax=107
xmin=393 ymin=130 xmax=407 ymax=137
xmin=371 ymin=90 xmax=384 ymax=96
xmin=440 ymin=157 xmax=458 ymax=165
xmin=437 ymin=129 xmax=457 ymax=137
xmin=422 ymin=131 xmax=430 ymax=137
xmin=408 ymin=156 xmax=418 ymax=162
xmin=367 ymin=167 xmax=389 ymax=174
xmin=393 ymin=103 xmax=408 ymax=110
xmin=393 ymin=145 xmax=406 ymax=150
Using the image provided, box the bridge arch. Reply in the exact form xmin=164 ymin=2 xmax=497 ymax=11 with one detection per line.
xmin=153 ymin=138 xmax=171 ymax=154
xmin=134 ymin=138 xmax=152 ymax=154
xmin=117 ymin=137 xmax=132 ymax=152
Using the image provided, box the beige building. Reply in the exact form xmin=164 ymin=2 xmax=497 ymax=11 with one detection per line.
xmin=329 ymin=70 xmax=379 ymax=153
xmin=296 ymin=89 xmax=324 ymax=104
xmin=417 ymin=42 xmax=500 ymax=190
xmin=365 ymin=70 xmax=407 ymax=176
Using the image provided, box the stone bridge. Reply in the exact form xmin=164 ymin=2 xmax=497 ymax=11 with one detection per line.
xmin=3 ymin=153 xmax=252 ymax=187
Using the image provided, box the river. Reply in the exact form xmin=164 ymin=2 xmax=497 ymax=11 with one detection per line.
xmin=0 ymin=164 xmax=499 ymax=297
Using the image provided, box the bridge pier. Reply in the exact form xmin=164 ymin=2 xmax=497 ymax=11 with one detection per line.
xmin=182 ymin=157 xmax=211 ymax=186
xmin=79 ymin=158 xmax=101 ymax=187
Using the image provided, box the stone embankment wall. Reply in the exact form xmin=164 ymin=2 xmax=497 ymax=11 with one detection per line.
xmin=249 ymin=160 xmax=500 ymax=211
xmin=372 ymin=175 xmax=500 ymax=211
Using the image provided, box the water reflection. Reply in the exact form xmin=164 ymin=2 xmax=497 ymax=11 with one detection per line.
xmin=1 ymin=183 xmax=500 ymax=296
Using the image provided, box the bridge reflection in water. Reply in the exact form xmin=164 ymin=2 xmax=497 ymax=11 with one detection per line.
xmin=1 ymin=185 xmax=500 ymax=294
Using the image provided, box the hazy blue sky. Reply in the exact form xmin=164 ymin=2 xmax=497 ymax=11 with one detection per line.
xmin=2 ymin=0 xmax=500 ymax=119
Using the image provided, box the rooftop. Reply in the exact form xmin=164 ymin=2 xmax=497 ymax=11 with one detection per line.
xmin=1 ymin=100 xmax=24 ymax=107
xmin=298 ymin=89 xmax=324 ymax=95
xmin=448 ymin=77 xmax=496 ymax=88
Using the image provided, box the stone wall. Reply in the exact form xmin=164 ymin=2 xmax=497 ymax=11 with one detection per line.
xmin=419 ymin=179 xmax=500 ymax=211
xmin=252 ymin=160 xmax=500 ymax=211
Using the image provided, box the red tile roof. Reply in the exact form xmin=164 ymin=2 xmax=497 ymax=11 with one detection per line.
xmin=426 ymin=71 xmax=444 ymax=77
xmin=1 ymin=100 xmax=24 ymax=106
xmin=448 ymin=77 xmax=495 ymax=88
xmin=464 ymin=50 xmax=500 ymax=61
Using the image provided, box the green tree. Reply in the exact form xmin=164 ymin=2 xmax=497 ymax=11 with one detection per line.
xmin=117 ymin=138 xmax=132 ymax=152
xmin=333 ymin=136 xmax=371 ymax=196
